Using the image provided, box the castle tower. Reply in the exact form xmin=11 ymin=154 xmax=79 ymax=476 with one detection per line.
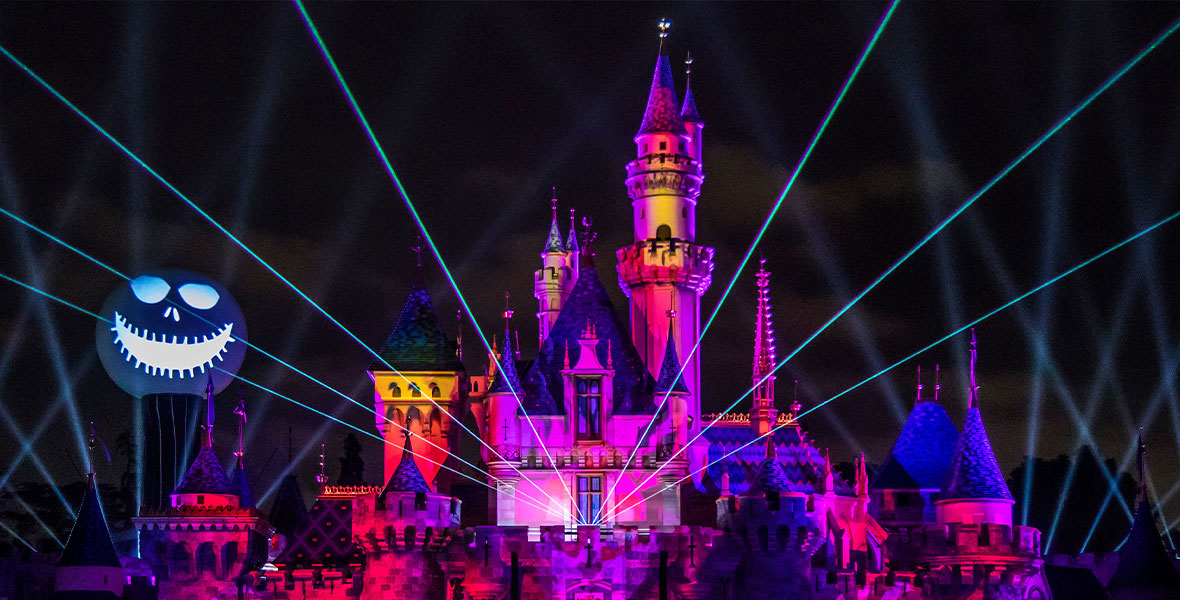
xmin=54 ymin=431 xmax=125 ymax=600
xmin=485 ymin=305 xmax=523 ymax=525
xmin=616 ymin=22 xmax=714 ymax=443
xmin=368 ymin=280 xmax=466 ymax=488
xmin=916 ymin=330 xmax=1050 ymax=599
xmin=534 ymin=192 xmax=578 ymax=347
xmin=749 ymin=259 xmax=778 ymax=436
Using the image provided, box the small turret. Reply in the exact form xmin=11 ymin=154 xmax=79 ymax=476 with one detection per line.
xmin=680 ymin=51 xmax=704 ymax=161
xmin=1106 ymin=431 xmax=1180 ymax=599
xmin=54 ymin=426 xmax=124 ymax=599
xmin=534 ymin=191 xmax=578 ymax=346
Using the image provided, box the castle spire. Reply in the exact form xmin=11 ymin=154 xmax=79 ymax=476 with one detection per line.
xmin=637 ymin=20 xmax=686 ymax=136
xmin=934 ymin=363 xmax=941 ymax=403
xmin=915 ymin=365 xmax=924 ymax=404
xmin=968 ymin=328 xmax=980 ymax=409
xmin=681 ymin=51 xmax=702 ymax=123
xmin=654 ymin=306 xmax=689 ymax=394
xmin=488 ymin=294 xmax=522 ymax=394
xmin=1137 ymin=428 xmax=1148 ymax=503
xmin=752 ymin=258 xmax=777 ymax=405
xmin=856 ymin=453 xmax=869 ymax=497
xmin=204 ymin=375 xmax=215 ymax=448
xmin=383 ymin=420 xmax=431 ymax=494
xmin=229 ymin=390 xmax=254 ymax=508
xmin=542 ymin=188 xmax=565 ymax=254
xmin=566 ymin=207 xmax=579 ymax=254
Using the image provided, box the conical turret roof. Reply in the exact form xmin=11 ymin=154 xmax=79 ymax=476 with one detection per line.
xmin=942 ymin=406 xmax=1013 ymax=501
xmin=681 ymin=86 xmax=702 ymax=123
xmin=872 ymin=400 xmax=958 ymax=490
xmin=654 ymin=328 xmax=689 ymax=394
xmin=371 ymin=286 xmax=463 ymax=372
xmin=543 ymin=212 xmax=565 ymax=254
xmin=383 ymin=432 xmax=431 ymax=494
xmin=488 ymin=322 xmax=523 ymax=395
xmin=174 ymin=446 xmax=235 ymax=496
xmin=637 ymin=54 xmax=686 ymax=136
xmin=268 ymin=473 xmax=307 ymax=537
xmin=230 ymin=459 xmax=254 ymax=509
xmin=1108 ymin=499 xmax=1180 ymax=591
xmin=57 ymin=474 xmax=121 ymax=568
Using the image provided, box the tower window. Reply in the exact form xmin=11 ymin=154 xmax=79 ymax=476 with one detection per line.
xmin=576 ymin=377 xmax=602 ymax=440
xmin=389 ymin=382 xmax=401 ymax=398
xmin=682 ymin=207 xmax=687 ymax=218
xmin=430 ymin=383 xmax=441 ymax=398
xmin=659 ymin=141 xmax=667 ymax=151
xmin=679 ymin=142 xmax=686 ymax=153
xmin=577 ymin=475 xmax=602 ymax=523
xmin=656 ymin=224 xmax=671 ymax=241
xmin=643 ymin=144 xmax=648 ymax=153
xmin=415 ymin=492 xmax=427 ymax=511
xmin=411 ymin=384 xmax=422 ymax=398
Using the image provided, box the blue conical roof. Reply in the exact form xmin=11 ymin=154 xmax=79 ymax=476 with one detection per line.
xmin=58 ymin=474 xmax=121 ymax=568
xmin=942 ymin=407 xmax=1013 ymax=501
xmin=654 ymin=330 xmax=689 ymax=394
xmin=230 ymin=460 xmax=254 ymax=509
xmin=543 ymin=214 xmax=565 ymax=254
xmin=681 ymin=85 xmax=702 ymax=123
xmin=566 ymin=222 xmax=579 ymax=254
xmin=873 ymin=401 xmax=958 ymax=490
xmin=383 ymin=433 xmax=431 ymax=494
xmin=174 ymin=446 xmax=235 ymax=496
xmin=488 ymin=323 xmax=523 ymax=395
xmin=637 ymin=55 xmax=686 ymax=136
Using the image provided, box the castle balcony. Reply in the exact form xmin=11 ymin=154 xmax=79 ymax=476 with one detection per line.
xmin=624 ymin=153 xmax=704 ymax=200
xmin=616 ymin=239 xmax=715 ymax=295
xmin=914 ymin=522 xmax=1043 ymax=569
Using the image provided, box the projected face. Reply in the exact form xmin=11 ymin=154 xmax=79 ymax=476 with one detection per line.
xmin=96 ymin=269 xmax=247 ymax=398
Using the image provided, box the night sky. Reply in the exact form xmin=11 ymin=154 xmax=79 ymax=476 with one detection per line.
xmin=1 ymin=2 xmax=1180 ymax=529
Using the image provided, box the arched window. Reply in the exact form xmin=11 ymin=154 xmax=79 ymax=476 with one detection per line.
xmin=656 ymin=224 xmax=671 ymax=240
xmin=430 ymin=383 xmax=440 ymax=398
xmin=389 ymin=382 xmax=401 ymax=398
xmin=411 ymin=383 xmax=422 ymax=398
xmin=221 ymin=542 xmax=238 ymax=576
xmin=196 ymin=542 xmax=217 ymax=577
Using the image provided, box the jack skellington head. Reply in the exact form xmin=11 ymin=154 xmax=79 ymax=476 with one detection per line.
xmin=96 ymin=269 xmax=247 ymax=398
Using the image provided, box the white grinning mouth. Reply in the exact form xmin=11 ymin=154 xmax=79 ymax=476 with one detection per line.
xmin=111 ymin=311 xmax=236 ymax=379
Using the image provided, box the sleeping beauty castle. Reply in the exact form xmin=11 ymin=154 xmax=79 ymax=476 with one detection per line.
xmin=27 ymin=24 xmax=1180 ymax=600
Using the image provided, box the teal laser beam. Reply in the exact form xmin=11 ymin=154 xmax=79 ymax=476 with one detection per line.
xmin=616 ymin=13 xmax=1180 ymax=513
xmin=0 ymin=43 xmax=572 ymax=518
xmin=291 ymin=0 xmax=581 ymax=522
xmin=601 ymin=0 xmax=901 ymax=523
xmin=603 ymin=208 xmax=1180 ymax=523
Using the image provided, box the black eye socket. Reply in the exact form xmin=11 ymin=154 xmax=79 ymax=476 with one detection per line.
xmin=130 ymin=276 xmax=170 ymax=304
xmin=177 ymin=283 xmax=220 ymax=309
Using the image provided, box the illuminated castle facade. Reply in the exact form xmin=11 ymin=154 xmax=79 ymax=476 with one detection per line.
xmin=34 ymin=25 xmax=1180 ymax=600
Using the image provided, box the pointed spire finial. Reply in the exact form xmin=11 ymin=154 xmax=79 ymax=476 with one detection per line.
xmin=657 ymin=19 xmax=672 ymax=54
xmin=87 ymin=421 xmax=97 ymax=474
xmin=685 ymin=50 xmax=693 ymax=79
xmin=791 ymin=379 xmax=801 ymax=414
xmin=916 ymin=365 xmax=924 ymax=403
xmin=233 ymin=387 xmax=247 ymax=459
xmin=968 ymin=328 xmax=980 ymax=409
xmin=204 ymin=375 xmax=215 ymax=448
xmin=316 ymin=442 xmax=328 ymax=487
xmin=412 ymin=235 xmax=424 ymax=269
xmin=551 ymin=186 xmax=558 ymax=219
xmin=934 ymin=363 xmax=941 ymax=403
xmin=456 ymin=309 xmax=464 ymax=361
xmin=1137 ymin=428 xmax=1147 ymax=503
xmin=856 ymin=453 xmax=869 ymax=497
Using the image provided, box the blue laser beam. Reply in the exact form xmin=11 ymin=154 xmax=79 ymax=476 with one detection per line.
xmin=604 ymin=207 xmax=1180 ymax=523
xmin=292 ymin=0 xmax=580 ymax=521
xmin=601 ymin=0 xmax=901 ymax=522
xmin=614 ymin=14 xmax=1180 ymax=515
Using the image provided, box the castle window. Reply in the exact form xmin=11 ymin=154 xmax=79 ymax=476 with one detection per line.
xmin=430 ymin=383 xmax=441 ymax=398
xmin=682 ymin=207 xmax=687 ymax=218
xmin=659 ymin=141 xmax=667 ymax=151
xmin=196 ymin=495 xmax=204 ymax=505
xmin=576 ymin=377 xmax=602 ymax=440
xmin=766 ymin=491 xmax=780 ymax=511
xmin=411 ymin=384 xmax=422 ymax=398
xmin=679 ymin=141 xmax=686 ymax=153
xmin=415 ymin=492 xmax=427 ymax=511
xmin=389 ymin=382 xmax=401 ymax=398
xmin=643 ymin=144 xmax=648 ymax=153
xmin=576 ymin=475 xmax=602 ymax=523
xmin=656 ymin=224 xmax=671 ymax=241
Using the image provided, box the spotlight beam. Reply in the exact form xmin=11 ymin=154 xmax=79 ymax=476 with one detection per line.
xmin=0 ymin=519 xmax=36 ymax=552
xmin=600 ymin=208 xmax=1180 ymax=523
xmin=4 ymin=487 xmax=64 ymax=548
xmin=0 ymin=272 xmax=570 ymax=522
xmin=601 ymin=0 xmax=901 ymax=521
xmin=0 ymin=38 xmax=572 ymax=517
xmin=609 ymin=15 xmax=1180 ymax=519
xmin=292 ymin=0 xmax=581 ymax=521
xmin=0 ymin=206 xmax=553 ymax=518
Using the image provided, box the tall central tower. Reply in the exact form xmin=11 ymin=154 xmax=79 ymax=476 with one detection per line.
xmin=616 ymin=24 xmax=714 ymax=445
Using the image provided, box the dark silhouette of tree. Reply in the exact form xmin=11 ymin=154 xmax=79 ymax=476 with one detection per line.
xmin=336 ymin=433 xmax=366 ymax=486
xmin=1008 ymin=445 xmax=1138 ymax=554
